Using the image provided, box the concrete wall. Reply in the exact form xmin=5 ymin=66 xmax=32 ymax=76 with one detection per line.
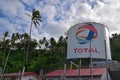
xmin=101 ymin=70 xmax=112 ymax=80
xmin=23 ymin=76 xmax=39 ymax=80
xmin=45 ymin=76 xmax=103 ymax=80
xmin=92 ymin=60 xmax=120 ymax=71
xmin=3 ymin=75 xmax=39 ymax=80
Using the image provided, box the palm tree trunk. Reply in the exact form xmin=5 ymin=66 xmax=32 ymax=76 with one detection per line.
xmin=0 ymin=40 xmax=13 ymax=80
xmin=25 ymin=20 xmax=33 ymax=64
xmin=2 ymin=37 xmax=6 ymax=68
xmin=0 ymin=48 xmax=11 ymax=80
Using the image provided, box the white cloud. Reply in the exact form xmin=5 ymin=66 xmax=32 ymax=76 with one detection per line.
xmin=21 ymin=0 xmax=37 ymax=7
xmin=0 ymin=0 xmax=35 ymax=35
xmin=45 ymin=21 xmax=66 ymax=38
xmin=0 ymin=0 xmax=25 ymax=17
xmin=41 ymin=0 xmax=120 ymax=38
xmin=56 ymin=1 xmax=92 ymax=30
xmin=0 ymin=0 xmax=120 ymax=41
xmin=32 ymin=30 xmax=51 ymax=41
xmin=43 ymin=4 xmax=57 ymax=20
xmin=64 ymin=0 xmax=120 ymax=35
xmin=92 ymin=0 xmax=120 ymax=34
xmin=0 ymin=18 xmax=15 ymax=33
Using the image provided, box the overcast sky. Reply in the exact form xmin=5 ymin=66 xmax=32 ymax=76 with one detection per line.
xmin=0 ymin=0 xmax=120 ymax=41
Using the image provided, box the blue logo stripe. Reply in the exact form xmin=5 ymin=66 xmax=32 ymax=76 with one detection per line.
xmin=86 ymin=30 xmax=94 ymax=40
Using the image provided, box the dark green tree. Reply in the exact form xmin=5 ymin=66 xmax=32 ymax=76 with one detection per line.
xmin=110 ymin=33 xmax=120 ymax=61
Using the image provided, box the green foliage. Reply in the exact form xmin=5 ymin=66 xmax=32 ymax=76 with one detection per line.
xmin=0 ymin=33 xmax=67 ymax=74
xmin=0 ymin=49 xmax=3 ymax=66
xmin=110 ymin=33 xmax=120 ymax=61
xmin=0 ymin=32 xmax=120 ymax=74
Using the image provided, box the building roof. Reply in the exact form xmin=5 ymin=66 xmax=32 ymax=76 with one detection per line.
xmin=45 ymin=68 xmax=106 ymax=77
xmin=3 ymin=72 xmax=40 ymax=79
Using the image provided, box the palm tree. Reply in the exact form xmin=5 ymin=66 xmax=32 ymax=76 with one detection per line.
xmin=25 ymin=9 xmax=42 ymax=64
xmin=49 ymin=37 xmax=57 ymax=52
xmin=13 ymin=33 xmax=21 ymax=49
xmin=0 ymin=33 xmax=16 ymax=80
xmin=2 ymin=32 xmax=9 ymax=69
xmin=39 ymin=37 xmax=49 ymax=49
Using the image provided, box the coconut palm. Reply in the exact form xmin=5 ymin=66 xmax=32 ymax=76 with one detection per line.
xmin=19 ymin=33 xmax=28 ymax=51
xmin=2 ymin=32 xmax=9 ymax=68
xmin=0 ymin=33 xmax=16 ymax=80
xmin=25 ymin=9 xmax=42 ymax=64
xmin=0 ymin=32 xmax=9 ymax=78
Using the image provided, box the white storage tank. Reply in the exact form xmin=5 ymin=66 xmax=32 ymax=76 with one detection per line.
xmin=67 ymin=22 xmax=111 ymax=60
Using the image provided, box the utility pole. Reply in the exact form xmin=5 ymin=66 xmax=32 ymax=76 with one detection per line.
xmin=64 ymin=64 xmax=66 ymax=80
xmin=90 ymin=42 xmax=93 ymax=80
xmin=104 ymin=39 xmax=108 ymax=80
xmin=78 ymin=59 xmax=81 ymax=80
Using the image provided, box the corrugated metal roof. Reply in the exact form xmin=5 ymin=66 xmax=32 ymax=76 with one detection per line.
xmin=3 ymin=72 xmax=41 ymax=79
xmin=45 ymin=68 xmax=106 ymax=77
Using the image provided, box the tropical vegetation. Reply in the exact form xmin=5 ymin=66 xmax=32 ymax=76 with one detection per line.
xmin=0 ymin=32 xmax=120 ymax=74
xmin=0 ymin=32 xmax=67 ymax=74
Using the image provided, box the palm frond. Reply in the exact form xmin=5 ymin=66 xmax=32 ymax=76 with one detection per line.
xmin=33 ymin=21 xmax=37 ymax=28
xmin=36 ymin=20 xmax=40 ymax=25
xmin=24 ymin=13 xmax=32 ymax=17
xmin=38 ymin=18 xmax=42 ymax=22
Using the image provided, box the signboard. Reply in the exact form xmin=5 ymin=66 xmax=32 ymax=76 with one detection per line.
xmin=67 ymin=22 xmax=111 ymax=59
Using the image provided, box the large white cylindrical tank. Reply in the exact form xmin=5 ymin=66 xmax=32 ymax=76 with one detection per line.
xmin=67 ymin=22 xmax=111 ymax=59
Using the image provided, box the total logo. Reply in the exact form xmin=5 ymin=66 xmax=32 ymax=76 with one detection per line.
xmin=75 ymin=23 xmax=98 ymax=44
